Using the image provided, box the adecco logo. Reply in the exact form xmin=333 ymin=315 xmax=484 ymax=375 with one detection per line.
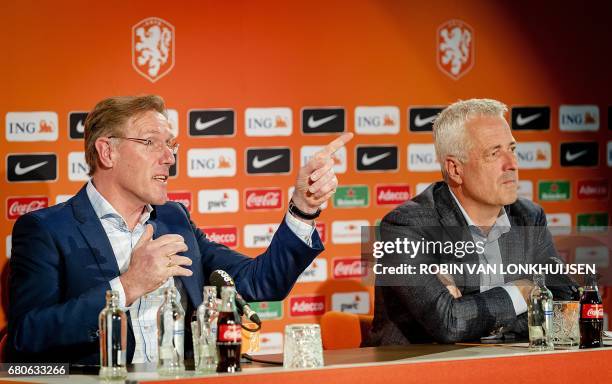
xmin=289 ymin=296 xmax=326 ymax=316
xmin=201 ymin=226 xmax=238 ymax=248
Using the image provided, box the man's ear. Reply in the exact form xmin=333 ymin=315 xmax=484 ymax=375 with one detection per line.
xmin=94 ymin=138 xmax=115 ymax=169
xmin=444 ymin=156 xmax=463 ymax=185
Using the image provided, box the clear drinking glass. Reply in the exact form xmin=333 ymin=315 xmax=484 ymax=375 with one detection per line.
xmin=283 ymin=324 xmax=324 ymax=369
xmin=552 ymin=300 xmax=580 ymax=347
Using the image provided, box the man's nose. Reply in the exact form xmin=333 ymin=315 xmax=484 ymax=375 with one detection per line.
xmin=161 ymin=146 xmax=175 ymax=165
xmin=503 ymin=150 xmax=518 ymax=171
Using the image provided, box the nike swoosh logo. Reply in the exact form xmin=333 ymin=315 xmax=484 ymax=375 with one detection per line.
xmin=308 ymin=114 xmax=337 ymax=129
xmin=565 ymin=150 xmax=588 ymax=162
xmin=414 ymin=114 xmax=437 ymax=127
xmin=516 ymin=113 xmax=541 ymax=126
xmin=15 ymin=161 xmax=48 ymax=175
xmin=361 ymin=152 xmax=391 ymax=166
xmin=195 ymin=116 xmax=227 ymax=131
xmin=76 ymin=120 xmax=85 ymax=133
xmin=252 ymin=154 xmax=283 ymax=169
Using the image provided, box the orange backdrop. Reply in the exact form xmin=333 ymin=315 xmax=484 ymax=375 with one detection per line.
xmin=1 ymin=0 xmax=611 ymax=353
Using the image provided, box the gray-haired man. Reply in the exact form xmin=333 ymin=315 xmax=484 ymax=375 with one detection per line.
xmin=367 ymin=98 xmax=578 ymax=345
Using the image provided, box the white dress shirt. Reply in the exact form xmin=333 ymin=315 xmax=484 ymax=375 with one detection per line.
xmin=448 ymin=190 xmax=528 ymax=316
xmin=86 ymin=181 xmax=315 ymax=362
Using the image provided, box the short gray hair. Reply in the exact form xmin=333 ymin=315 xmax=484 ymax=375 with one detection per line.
xmin=432 ymin=98 xmax=508 ymax=179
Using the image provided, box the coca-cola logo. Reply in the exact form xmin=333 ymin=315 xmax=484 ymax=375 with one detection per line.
xmin=245 ymin=188 xmax=282 ymax=210
xmin=376 ymin=185 xmax=411 ymax=205
xmin=202 ymin=226 xmax=238 ymax=248
xmin=582 ymin=304 xmax=604 ymax=319
xmin=315 ymin=222 xmax=326 ymax=243
xmin=7 ymin=197 xmax=49 ymax=220
xmin=333 ymin=258 xmax=367 ymax=278
xmin=167 ymin=191 xmax=192 ymax=212
xmin=289 ymin=296 xmax=325 ymax=316
xmin=218 ymin=324 xmax=242 ymax=342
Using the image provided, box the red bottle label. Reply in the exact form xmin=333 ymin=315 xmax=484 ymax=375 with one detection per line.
xmin=581 ymin=304 xmax=604 ymax=319
xmin=218 ymin=324 xmax=242 ymax=342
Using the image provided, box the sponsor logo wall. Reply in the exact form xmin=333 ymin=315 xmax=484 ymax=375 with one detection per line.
xmin=2 ymin=3 xmax=611 ymax=338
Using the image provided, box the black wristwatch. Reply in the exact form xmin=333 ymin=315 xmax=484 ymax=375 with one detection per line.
xmin=288 ymin=199 xmax=321 ymax=220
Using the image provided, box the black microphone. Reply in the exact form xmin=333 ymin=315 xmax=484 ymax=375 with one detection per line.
xmin=209 ymin=270 xmax=261 ymax=326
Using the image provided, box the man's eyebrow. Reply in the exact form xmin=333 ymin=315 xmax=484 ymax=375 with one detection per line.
xmin=484 ymin=141 xmax=517 ymax=152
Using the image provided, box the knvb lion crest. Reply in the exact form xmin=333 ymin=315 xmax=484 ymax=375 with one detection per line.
xmin=132 ymin=17 xmax=175 ymax=82
xmin=437 ymin=20 xmax=474 ymax=80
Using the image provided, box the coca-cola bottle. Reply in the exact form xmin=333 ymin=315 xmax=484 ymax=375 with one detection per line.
xmin=216 ymin=286 xmax=242 ymax=373
xmin=579 ymin=274 xmax=604 ymax=349
xmin=98 ymin=290 xmax=127 ymax=380
xmin=157 ymin=286 xmax=185 ymax=375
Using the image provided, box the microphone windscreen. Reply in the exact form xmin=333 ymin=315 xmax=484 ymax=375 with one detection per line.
xmin=209 ymin=270 xmax=235 ymax=291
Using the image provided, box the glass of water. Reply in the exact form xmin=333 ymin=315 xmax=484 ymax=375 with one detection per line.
xmin=283 ymin=324 xmax=324 ymax=369
xmin=551 ymin=300 xmax=580 ymax=347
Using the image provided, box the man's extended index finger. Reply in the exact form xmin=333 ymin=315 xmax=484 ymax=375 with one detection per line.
xmin=320 ymin=132 xmax=354 ymax=156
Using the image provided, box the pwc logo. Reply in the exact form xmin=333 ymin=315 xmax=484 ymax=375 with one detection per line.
xmin=245 ymin=107 xmax=292 ymax=137
xmin=289 ymin=296 xmax=326 ymax=317
xmin=167 ymin=191 xmax=192 ymax=212
xmin=577 ymin=179 xmax=609 ymax=200
xmin=244 ymin=224 xmax=279 ymax=248
xmin=511 ymin=107 xmax=550 ymax=131
xmin=188 ymin=148 xmax=236 ymax=177
xmin=68 ymin=152 xmax=90 ymax=181
xmin=559 ymin=105 xmax=599 ymax=132
xmin=68 ymin=112 xmax=88 ymax=139
xmin=7 ymin=154 xmax=57 ymax=182
xmin=197 ymin=189 xmax=238 ymax=213
xmin=301 ymin=108 xmax=345 ymax=134
xmin=300 ymin=145 xmax=347 ymax=174
xmin=297 ymin=259 xmax=328 ymax=283
xmin=6 ymin=112 xmax=58 ymax=142
xmin=437 ymin=20 xmax=474 ymax=80
xmin=245 ymin=188 xmax=282 ymax=210
xmin=331 ymin=292 xmax=370 ymax=314
xmin=333 ymin=258 xmax=367 ymax=279
xmin=354 ymin=106 xmax=400 ymax=135
xmin=515 ymin=142 xmax=551 ymax=169
xmin=7 ymin=196 xmax=49 ymax=220
xmin=331 ymin=220 xmax=370 ymax=244
xmin=375 ymin=184 xmax=411 ymax=205
xmin=408 ymin=107 xmax=443 ymax=132
xmin=407 ymin=144 xmax=439 ymax=172
xmin=188 ymin=109 xmax=235 ymax=137
xmin=201 ymin=226 xmax=238 ymax=248
xmin=246 ymin=148 xmax=291 ymax=174
xmin=132 ymin=17 xmax=175 ymax=82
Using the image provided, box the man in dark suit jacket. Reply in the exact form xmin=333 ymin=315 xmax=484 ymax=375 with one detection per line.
xmin=7 ymin=95 xmax=352 ymax=364
xmin=367 ymin=99 xmax=577 ymax=345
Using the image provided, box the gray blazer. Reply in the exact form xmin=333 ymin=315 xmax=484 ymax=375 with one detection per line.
xmin=365 ymin=182 xmax=578 ymax=345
